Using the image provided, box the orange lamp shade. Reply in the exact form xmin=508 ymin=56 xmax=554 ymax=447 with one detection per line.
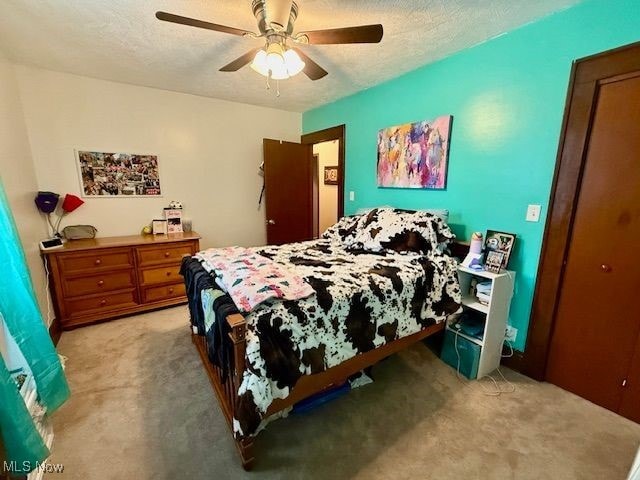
xmin=61 ymin=194 xmax=84 ymax=213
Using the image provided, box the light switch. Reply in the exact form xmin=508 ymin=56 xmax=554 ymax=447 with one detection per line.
xmin=526 ymin=204 xmax=541 ymax=222
xmin=349 ymin=191 xmax=355 ymax=201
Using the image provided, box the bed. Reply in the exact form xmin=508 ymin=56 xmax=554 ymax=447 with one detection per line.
xmin=181 ymin=208 xmax=462 ymax=469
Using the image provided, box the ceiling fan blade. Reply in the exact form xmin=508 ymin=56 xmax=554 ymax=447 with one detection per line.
xmin=291 ymin=48 xmax=328 ymax=81
xmin=219 ymin=48 xmax=262 ymax=72
xmin=298 ymin=24 xmax=383 ymax=45
xmin=155 ymin=11 xmax=253 ymax=37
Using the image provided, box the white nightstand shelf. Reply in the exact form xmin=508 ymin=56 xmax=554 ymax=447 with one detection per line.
xmin=448 ymin=265 xmax=515 ymax=379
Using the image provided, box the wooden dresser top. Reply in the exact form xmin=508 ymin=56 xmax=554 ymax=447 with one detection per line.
xmin=43 ymin=231 xmax=201 ymax=254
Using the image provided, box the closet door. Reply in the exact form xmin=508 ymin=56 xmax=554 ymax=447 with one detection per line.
xmin=545 ymin=70 xmax=640 ymax=420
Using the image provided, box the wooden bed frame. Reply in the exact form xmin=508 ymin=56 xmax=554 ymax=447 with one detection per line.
xmin=192 ymin=313 xmax=445 ymax=470
xmin=191 ymin=241 xmax=468 ymax=469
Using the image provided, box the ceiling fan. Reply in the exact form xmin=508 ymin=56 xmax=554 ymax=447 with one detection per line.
xmin=155 ymin=0 xmax=383 ymax=82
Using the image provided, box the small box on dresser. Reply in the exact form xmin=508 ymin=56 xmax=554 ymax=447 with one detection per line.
xmin=43 ymin=232 xmax=200 ymax=329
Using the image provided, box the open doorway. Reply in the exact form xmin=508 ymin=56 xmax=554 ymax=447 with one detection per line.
xmin=314 ymin=141 xmax=339 ymax=235
xmin=301 ymin=125 xmax=345 ymax=238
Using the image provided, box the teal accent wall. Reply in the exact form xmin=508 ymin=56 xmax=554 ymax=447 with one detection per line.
xmin=303 ymin=0 xmax=640 ymax=351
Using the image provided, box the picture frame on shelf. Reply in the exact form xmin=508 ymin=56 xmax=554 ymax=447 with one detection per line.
xmin=152 ymin=219 xmax=168 ymax=235
xmin=164 ymin=208 xmax=183 ymax=233
xmin=484 ymin=250 xmax=505 ymax=273
xmin=483 ymin=230 xmax=516 ymax=269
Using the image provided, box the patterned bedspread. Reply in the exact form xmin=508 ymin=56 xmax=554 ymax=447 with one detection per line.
xmin=232 ymin=238 xmax=461 ymax=437
xmin=196 ymin=246 xmax=314 ymax=312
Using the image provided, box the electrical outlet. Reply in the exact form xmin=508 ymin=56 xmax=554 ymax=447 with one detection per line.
xmin=505 ymin=325 xmax=517 ymax=343
xmin=349 ymin=191 xmax=355 ymax=201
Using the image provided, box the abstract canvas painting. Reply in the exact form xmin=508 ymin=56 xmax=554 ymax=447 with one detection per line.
xmin=77 ymin=150 xmax=161 ymax=196
xmin=377 ymin=115 xmax=452 ymax=189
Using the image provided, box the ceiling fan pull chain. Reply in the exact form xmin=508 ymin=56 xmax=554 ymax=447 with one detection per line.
xmin=276 ymin=80 xmax=281 ymax=97
xmin=265 ymin=72 xmax=271 ymax=91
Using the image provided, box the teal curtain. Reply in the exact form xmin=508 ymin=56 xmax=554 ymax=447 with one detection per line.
xmin=0 ymin=180 xmax=69 ymax=471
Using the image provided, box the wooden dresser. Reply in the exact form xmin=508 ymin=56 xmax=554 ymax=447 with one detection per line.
xmin=43 ymin=232 xmax=200 ymax=329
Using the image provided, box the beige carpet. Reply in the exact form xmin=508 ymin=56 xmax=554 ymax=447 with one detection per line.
xmin=49 ymin=306 xmax=640 ymax=480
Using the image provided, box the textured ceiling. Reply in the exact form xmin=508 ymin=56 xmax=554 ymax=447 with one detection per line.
xmin=0 ymin=0 xmax=582 ymax=112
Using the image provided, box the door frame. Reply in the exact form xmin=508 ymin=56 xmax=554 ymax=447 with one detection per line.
xmin=521 ymin=40 xmax=640 ymax=381
xmin=311 ymin=153 xmax=319 ymax=238
xmin=301 ymin=125 xmax=346 ymax=228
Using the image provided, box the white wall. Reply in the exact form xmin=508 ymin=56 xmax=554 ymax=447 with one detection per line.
xmin=313 ymin=140 xmax=339 ymax=234
xmin=0 ymin=57 xmax=50 ymax=322
xmin=15 ymin=66 xmax=302 ymax=249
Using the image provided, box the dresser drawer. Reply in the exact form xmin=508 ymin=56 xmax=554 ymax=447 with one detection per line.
xmin=65 ymin=290 xmax=138 ymax=319
xmin=142 ymin=283 xmax=186 ymax=303
xmin=140 ymin=264 xmax=182 ymax=285
xmin=58 ymin=248 xmax=133 ymax=274
xmin=63 ymin=270 xmax=135 ymax=297
xmin=137 ymin=243 xmax=195 ymax=267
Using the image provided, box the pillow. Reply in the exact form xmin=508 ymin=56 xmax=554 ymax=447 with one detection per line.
xmin=347 ymin=208 xmax=455 ymax=254
xmin=356 ymin=206 xmax=449 ymax=224
xmin=321 ymin=214 xmax=362 ymax=244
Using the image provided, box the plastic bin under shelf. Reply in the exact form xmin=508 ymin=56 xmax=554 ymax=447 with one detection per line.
xmin=441 ymin=327 xmax=481 ymax=380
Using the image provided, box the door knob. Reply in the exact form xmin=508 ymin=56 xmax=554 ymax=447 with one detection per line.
xmin=600 ymin=264 xmax=612 ymax=273
xmin=267 ymin=219 xmax=276 ymax=225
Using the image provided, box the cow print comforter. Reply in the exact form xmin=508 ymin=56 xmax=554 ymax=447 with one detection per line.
xmin=232 ymin=237 xmax=461 ymax=438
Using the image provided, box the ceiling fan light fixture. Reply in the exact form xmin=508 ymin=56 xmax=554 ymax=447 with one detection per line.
xmin=283 ymin=48 xmax=305 ymax=76
xmin=270 ymin=65 xmax=290 ymax=80
xmin=158 ymin=2 xmax=383 ymax=83
xmin=250 ymin=49 xmax=270 ymax=76
xmin=251 ymin=42 xmax=304 ymax=80
xmin=251 ymin=46 xmax=289 ymax=79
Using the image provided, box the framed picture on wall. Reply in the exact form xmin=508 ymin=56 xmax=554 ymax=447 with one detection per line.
xmin=75 ymin=149 xmax=162 ymax=197
xmin=377 ymin=115 xmax=452 ymax=189
xmin=324 ymin=166 xmax=339 ymax=185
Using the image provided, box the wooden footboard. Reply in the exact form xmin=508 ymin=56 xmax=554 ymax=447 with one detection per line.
xmin=192 ymin=313 xmax=254 ymax=469
xmin=193 ymin=314 xmax=445 ymax=470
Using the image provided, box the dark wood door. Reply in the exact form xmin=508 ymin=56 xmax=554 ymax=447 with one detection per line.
xmin=619 ymin=332 xmax=640 ymax=422
xmin=546 ymin=72 xmax=640 ymax=420
xmin=263 ymin=139 xmax=313 ymax=245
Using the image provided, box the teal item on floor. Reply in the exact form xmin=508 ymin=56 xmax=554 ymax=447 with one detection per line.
xmin=0 ymin=180 xmax=70 ymax=472
xmin=441 ymin=328 xmax=480 ymax=380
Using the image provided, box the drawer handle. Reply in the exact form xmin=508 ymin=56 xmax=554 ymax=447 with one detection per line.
xmin=97 ymin=280 xmax=104 ymax=286
xmin=169 ymin=287 xmax=174 ymax=294
xmin=166 ymin=271 xmax=172 ymax=276
xmin=95 ymin=259 xmax=102 ymax=265
xmin=99 ymin=299 xmax=107 ymax=306
xmin=164 ymin=251 xmax=171 ymax=257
